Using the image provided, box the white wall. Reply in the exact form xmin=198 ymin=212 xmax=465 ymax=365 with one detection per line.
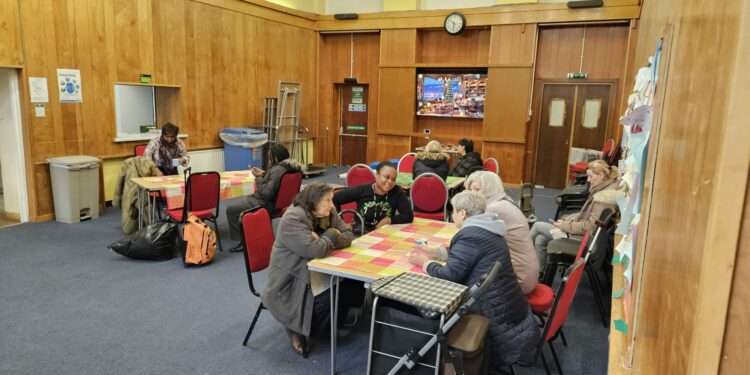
xmin=326 ymin=0 xmax=383 ymax=14
xmin=0 ymin=69 xmax=27 ymax=220
xmin=419 ymin=0 xmax=496 ymax=10
xmin=114 ymin=84 xmax=156 ymax=136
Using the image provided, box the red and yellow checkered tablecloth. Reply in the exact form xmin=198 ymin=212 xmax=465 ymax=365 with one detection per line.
xmin=132 ymin=170 xmax=256 ymax=209
xmin=308 ymin=218 xmax=458 ymax=282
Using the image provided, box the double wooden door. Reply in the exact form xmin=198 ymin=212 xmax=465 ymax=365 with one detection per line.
xmin=534 ymin=83 xmax=613 ymax=188
xmin=337 ymin=84 xmax=368 ymax=166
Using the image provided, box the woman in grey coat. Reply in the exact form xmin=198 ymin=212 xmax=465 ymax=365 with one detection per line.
xmin=261 ymin=182 xmax=354 ymax=357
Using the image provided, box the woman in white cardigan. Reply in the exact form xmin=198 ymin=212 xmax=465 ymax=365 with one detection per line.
xmin=464 ymin=171 xmax=539 ymax=294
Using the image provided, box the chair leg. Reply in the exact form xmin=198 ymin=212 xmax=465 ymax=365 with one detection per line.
xmin=559 ymin=327 xmax=568 ymax=347
xmin=539 ymin=347 xmax=552 ymax=375
xmin=243 ymin=303 xmax=265 ymax=346
xmin=548 ymin=341 xmax=563 ymax=375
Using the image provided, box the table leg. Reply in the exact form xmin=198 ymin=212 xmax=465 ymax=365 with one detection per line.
xmin=329 ymin=275 xmax=340 ymax=375
xmin=138 ymin=188 xmax=144 ymax=230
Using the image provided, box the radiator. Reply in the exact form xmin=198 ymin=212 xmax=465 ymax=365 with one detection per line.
xmin=187 ymin=148 xmax=225 ymax=173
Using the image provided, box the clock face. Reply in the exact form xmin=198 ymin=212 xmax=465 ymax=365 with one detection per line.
xmin=444 ymin=13 xmax=465 ymax=35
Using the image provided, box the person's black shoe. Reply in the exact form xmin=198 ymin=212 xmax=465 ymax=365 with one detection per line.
xmin=229 ymin=243 xmax=244 ymax=253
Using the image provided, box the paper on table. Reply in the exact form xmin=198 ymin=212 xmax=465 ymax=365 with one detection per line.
xmin=310 ymin=271 xmax=331 ymax=297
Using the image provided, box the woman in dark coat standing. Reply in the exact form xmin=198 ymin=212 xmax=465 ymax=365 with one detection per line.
xmin=409 ymin=191 xmax=539 ymax=372
xmin=262 ymin=183 xmax=354 ymax=357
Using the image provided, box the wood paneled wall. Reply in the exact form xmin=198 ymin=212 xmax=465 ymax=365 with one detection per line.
xmin=606 ymin=0 xmax=750 ymax=374
xmin=5 ymin=0 xmax=316 ymax=219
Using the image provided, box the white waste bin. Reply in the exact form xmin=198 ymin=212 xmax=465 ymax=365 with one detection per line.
xmin=47 ymin=155 xmax=101 ymax=223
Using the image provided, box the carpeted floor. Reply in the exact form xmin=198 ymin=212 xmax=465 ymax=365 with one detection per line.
xmin=0 ymin=168 xmax=608 ymax=375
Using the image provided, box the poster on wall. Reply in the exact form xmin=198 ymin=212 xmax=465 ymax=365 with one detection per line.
xmin=56 ymin=69 xmax=83 ymax=103
xmin=28 ymin=77 xmax=49 ymax=103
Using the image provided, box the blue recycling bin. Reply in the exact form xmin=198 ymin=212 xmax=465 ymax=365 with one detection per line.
xmin=220 ymin=128 xmax=268 ymax=171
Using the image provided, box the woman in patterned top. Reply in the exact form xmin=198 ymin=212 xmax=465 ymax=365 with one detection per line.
xmin=333 ymin=161 xmax=413 ymax=233
xmin=143 ymin=122 xmax=189 ymax=176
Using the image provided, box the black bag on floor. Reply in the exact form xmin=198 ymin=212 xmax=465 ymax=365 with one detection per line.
xmin=108 ymin=223 xmax=177 ymax=261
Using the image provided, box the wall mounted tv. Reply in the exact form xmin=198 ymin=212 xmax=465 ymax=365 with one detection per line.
xmin=416 ymin=71 xmax=487 ymax=119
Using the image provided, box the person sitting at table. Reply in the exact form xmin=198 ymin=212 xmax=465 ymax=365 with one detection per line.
xmin=226 ymin=144 xmax=302 ymax=249
xmin=143 ymin=122 xmax=189 ymax=176
xmin=529 ymin=159 xmax=623 ymax=274
xmin=333 ymin=161 xmax=413 ymax=234
xmin=465 ymin=171 xmax=539 ymax=295
xmin=450 ymin=138 xmax=484 ymax=177
xmin=413 ymin=140 xmax=450 ymax=180
xmin=262 ymin=182 xmax=355 ymax=358
xmin=408 ymin=191 xmax=539 ymax=372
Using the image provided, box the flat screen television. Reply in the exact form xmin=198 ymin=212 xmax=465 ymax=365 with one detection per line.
xmin=416 ymin=72 xmax=487 ymax=119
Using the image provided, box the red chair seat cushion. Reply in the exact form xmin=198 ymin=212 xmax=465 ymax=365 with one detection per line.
xmin=527 ymin=283 xmax=554 ymax=314
xmin=414 ymin=211 xmax=445 ymax=221
xmin=166 ymin=208 xmax=215 ymax=222
xmin=570 ymin=161 xmax=588 ymax=173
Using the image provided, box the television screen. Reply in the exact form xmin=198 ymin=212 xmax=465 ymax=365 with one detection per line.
xmin=417 ymin=73 xmax=487 ymax=118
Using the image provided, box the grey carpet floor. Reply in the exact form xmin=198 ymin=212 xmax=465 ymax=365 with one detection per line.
xmin=0 ymin=168 xmax=608 ymax=375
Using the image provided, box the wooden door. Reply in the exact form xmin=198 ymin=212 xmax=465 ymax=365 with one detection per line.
xmin=572 ymin=84 xmax=611 ymax=150
xmin=338 ymin=85 xmax=368 ymax=166
xmin=535 ymin=85 xmax=576 ymax=188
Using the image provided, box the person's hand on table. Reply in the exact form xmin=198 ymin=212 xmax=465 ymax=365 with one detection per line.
xmin=154 ymin=169 xmax=164 ymax=177
xmin=251 ymin=167 xmax=265 ymax=177
xmin=408 ymin=249 xmax=430 ymax=267
xmin=375 ymin=217 xmax=391 ymax=228
xmin=418 ymin=244 xmax=446 ymax=260
xmin=179 ymin=157 xmax=189 ymax=167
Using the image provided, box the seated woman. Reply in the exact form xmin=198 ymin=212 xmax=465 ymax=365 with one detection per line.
xmin=530 ymin=159 xmax=623 ymax=272
xmin=226 ymin=144 xmax=301 ymax=247
xmin=143 ymin=122 xmax=189 ymax=176
xmin=261 ymin=183 xmax=354 ymax=357
xmin=408 ymin=191 xmax=539 ymax=372
xmin=333 ymin=161 xmax=413 ymax=234
xmin=413 ymin=140 xmax=450 ymax=180
xmin=465 ymin=171 xmax=539 ymax=295
xmin=450 ymin=138 xmax=484 ymax=177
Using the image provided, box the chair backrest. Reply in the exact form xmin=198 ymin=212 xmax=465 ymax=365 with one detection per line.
xmin=185 ymin=171 xmax=220 ymax=215
xmin=483 ymin=158 xmax=499 ymax=174
xmin=397 ymin=153 xmax=417 ymax=174
xmin=240 ymin=207 xmax=274 ymax=296
xmin=542 ymin=259 xmax=587 ymax=342
xmin=410 ymin=172 xmax=448 ymax=215
xmin=274 ymin=171 xmax=303 ymax=215
xmin=134 ymin=144 xmax=147 ymax=156
xmin=346 ymin=164 xmax=376 ymax=187
xmin=601 ymin=138 xmax=616 ymax=158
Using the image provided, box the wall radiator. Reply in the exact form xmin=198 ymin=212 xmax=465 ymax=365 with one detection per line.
xmin=187 ymin=148 xmax=225 ymax=173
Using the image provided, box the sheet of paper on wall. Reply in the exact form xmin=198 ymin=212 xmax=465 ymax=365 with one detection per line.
xmin=582 ymin=99 xmax=602 ymax=129
xmin=549 ymin=99 xmax=565 ymax=127
xmin=29 ymin=77 xmax=49 ymax=103
xmin=56 ymin=68 xmax=83 ymax=103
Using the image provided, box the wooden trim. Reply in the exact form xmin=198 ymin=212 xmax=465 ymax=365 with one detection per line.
xmin=687 ymin=6 xmax=750 ymax=373
xmin=316 ymin=4 xmax=640 ymax=31
xmin=192 ymin=0 xmax=317 ymax=29
xmin=0 ymin=64 xmax=23 ymax=69
xmin=482 ymin=138 xmax=526 ymax=144
xmin=33 ymin=213 xmax=54 ymax=222
xmin=379 ymin=63 xmax=533 ymax=68
xmin=1 ymin=212 xmax=21 ymax=221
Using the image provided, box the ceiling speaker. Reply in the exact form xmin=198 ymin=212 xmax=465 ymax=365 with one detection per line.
xmin=334 ymin=13 xmax=359 ymax=20
xmin=567 ymin=0 xmax=604 ymax=8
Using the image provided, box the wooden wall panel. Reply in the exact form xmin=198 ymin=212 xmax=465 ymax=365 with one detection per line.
xmin=0 ymin=0 xmax=22 ymax=66
xmin=415 ymin=117 xmax=482 ymax=141
xmin=114 ymin=0 xmax=155 ymax=82
xmin=375 ymin=135 xmax=411 ymax=162
xmin=488 ymin=24 xmax=536 ymax=66
xmin=582 ymin=25 xmax=630 ymax=80
xmin=416 ymin=28 xmax=491 ymax=65
xmin=152 ymin=0 xmax=187 ymax=86
xmin=379 ymin=29 xmax=416 ymax=65
xmin=378 ymin=68 xmax=416 ymax=134
xmin=483 ymin=67 xmax=532 ymax=142
xmin=481 ymin=141 xmax=524 ymax=184
xmin=535 ymin=26 xmax=584 ymax=80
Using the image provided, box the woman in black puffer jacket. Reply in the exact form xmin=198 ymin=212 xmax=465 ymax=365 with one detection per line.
xmin=409 ymin=191 xmax=540 ymax=372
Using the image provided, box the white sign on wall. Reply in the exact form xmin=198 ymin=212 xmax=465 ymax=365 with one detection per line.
xmin=28 ymin=77 xmax=49 ymax=103
xmin=56 ymin=69 xmax=83 ymax=103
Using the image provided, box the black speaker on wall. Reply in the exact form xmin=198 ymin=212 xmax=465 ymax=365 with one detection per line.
xmin=567 ymin=0 xmax=604 ymax=8
xmin=334 ymin=13 xmax=359 ymax=20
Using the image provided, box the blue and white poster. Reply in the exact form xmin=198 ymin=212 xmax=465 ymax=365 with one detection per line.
xmin=57 ymin=68 xmax=82 ymax=103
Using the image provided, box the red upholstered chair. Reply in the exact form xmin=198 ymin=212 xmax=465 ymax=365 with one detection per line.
xmin=483 ymin=157 xmax=499 ymax=174
xmin=239 ymin=207 xmax=274 ymax=346
xmin=527 ymin=283 xmax=555 ymax=316
xmin=410 ymin=172 xmax=448 ymax=221
xmin=541 ymin=231 xmax=591 ymax=285
xmin=165 ymin=171 xmax=223 ymax=251
xmin=134 ymin=144 xmax=148 ymax=156
xmin=568 ymin=138 xmax=615 ymax=181
xmin=397 ymin=153 xmax=416 ymax=174
xmin=271 ymin=171 xmax=303 ymax=218
xmin=536 ymin=259 xmax=587 ymax=375
xmin=346 ymin=163 xmax=375 ymax=187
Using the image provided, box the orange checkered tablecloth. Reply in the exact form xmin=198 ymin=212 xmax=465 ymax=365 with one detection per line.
xmin=131 ymin=170 xmax=256 ymax=209
xmin=308 ymin=218 xmax=458 ymax=282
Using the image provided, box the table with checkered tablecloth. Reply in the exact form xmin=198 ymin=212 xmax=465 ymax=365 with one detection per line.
xmin=307 ymin=218 xmax=459 ymax=375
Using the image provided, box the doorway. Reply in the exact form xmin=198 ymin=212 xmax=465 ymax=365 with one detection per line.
xmin=534 ymin=82 xmax=614 ymax=189
xmin=0 ymin=68 xmax=30 ymax=225
xmin=337 ymin=84 xmax=368 ymax=166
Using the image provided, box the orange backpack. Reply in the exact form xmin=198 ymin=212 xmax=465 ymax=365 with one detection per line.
xmin=183 ymin=215 xmax=216 ymax=266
